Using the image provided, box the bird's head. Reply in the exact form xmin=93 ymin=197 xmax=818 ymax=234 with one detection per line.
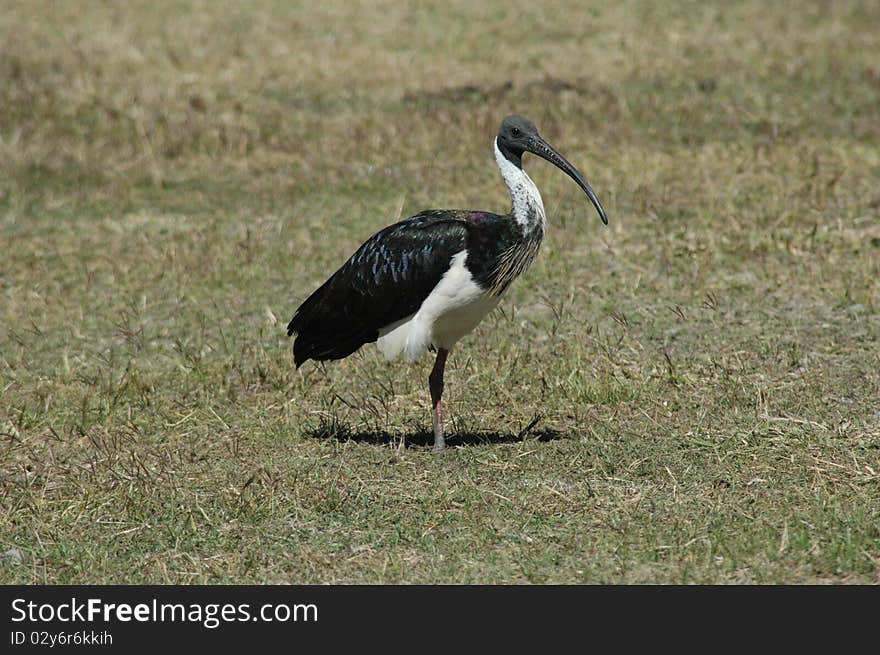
xmin=497 ymin=115 xmax=607 ymax=225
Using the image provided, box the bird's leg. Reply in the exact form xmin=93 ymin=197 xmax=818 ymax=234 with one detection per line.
xmin=429 ymin=348 xmax=449 ymax=452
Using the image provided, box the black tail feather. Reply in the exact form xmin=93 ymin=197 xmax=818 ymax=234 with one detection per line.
xmin=292 ymin=332 xmax=371 ymax=367
xmin=287 ymin=281 xmax=377 ymax=367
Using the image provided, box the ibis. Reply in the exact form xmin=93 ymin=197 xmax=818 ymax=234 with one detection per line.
xmin=288 ymin=115 xmax=608 ymax=451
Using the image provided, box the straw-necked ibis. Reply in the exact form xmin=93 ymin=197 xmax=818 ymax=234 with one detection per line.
xmin=288 ymin=115 xmax=607 ymax=451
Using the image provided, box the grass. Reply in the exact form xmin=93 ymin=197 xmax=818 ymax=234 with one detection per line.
xmin=1 ymin=0 xmax=879 ymax=583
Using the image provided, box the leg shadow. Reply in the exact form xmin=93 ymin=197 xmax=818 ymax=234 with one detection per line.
xmin=304 ymin=421 xmax=565 ymax=448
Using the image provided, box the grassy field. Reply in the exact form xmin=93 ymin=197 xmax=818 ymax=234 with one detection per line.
xmin=1 ymin=0 xmax=878 ymax=584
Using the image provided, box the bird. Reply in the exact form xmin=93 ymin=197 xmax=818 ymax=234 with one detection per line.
xmin=288 ymin=115 xmax=607 ymax=452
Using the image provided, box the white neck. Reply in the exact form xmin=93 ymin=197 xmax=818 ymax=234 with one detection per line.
xmin=494 ymin=138 xmax=545 ymax=234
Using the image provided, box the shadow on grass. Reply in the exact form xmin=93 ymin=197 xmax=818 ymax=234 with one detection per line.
xmin=304 ymin=425 xmax=565 ymax=449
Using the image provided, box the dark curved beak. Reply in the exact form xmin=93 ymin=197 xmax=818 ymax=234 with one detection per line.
xmin=528 ymin=135 xmax=608 ymax=225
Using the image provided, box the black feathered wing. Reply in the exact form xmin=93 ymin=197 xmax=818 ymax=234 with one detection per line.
xmin=287 ymin=211 xmax=470 ymax=367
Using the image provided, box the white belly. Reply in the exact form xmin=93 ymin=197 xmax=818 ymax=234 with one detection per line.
xmin=376 ymin=250 xmax=500 ymax=361
xmin=431 ymin=293 xmax=500 ymax=350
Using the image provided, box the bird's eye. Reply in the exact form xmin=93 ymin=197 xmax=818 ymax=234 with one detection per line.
xmin=511 ymin=127 xmax=521 ymax=137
